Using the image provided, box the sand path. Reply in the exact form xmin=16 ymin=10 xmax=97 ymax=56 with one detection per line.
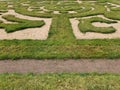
xmin=107 ymin=2 xmax=120 ymax=8
xmin=0 ymin=10 xmax=52 ymax=40
xmin=68 ymin=11 xmax=77 ymax=14
xmin=77 ymin=0 xmax=82 ymax=4
xmin=0 ymin=59 xmax=120 ymax=74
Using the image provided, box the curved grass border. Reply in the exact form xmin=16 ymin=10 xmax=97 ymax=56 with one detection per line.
xmin=78 ymin=17 xmax=117 ymax=34
xmin=0 ymin=15 xmax=45 ymax=33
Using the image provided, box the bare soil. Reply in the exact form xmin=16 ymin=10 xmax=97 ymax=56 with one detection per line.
xmin=0 ymin=59 xmax=120 ymax=74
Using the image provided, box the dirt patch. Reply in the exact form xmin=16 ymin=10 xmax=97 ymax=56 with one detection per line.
xmin=107 ymin=2 xmax=120 ymax=8
xmin=27 ymin=7 xmax=33 ymax=11
xmin=91 ymin=7 xmax=95 ymax=11
xmin=0 ymin=10 xmax=52 ymax=40
xmin=105 ymin=5 xmax=110 ymax=12
xmin=68 ymin=11 xmax=77 ymax=14
xmin=70 ymin=15 xmax=120 ymax=39
xmin=8 ymin=5 xmax=13 ymax=8
xmin=53 ymin=11 xmax=60 ymax=14
xmin=40 ymin=6 xmax=49 ymax=12
xmin=77 ymin=0 xmax=82 ymax=4
xmin=21 ymin=3 xmax=29 ymax=6
xmin=0 ymin=59 xmax=120 ymax=74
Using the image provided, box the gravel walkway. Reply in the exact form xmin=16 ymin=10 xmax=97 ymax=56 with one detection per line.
xmin=0 ymin=59 xmax=120 ymax=74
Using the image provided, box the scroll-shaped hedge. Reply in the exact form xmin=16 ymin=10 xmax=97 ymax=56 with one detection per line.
xmin=0 ymin=15 xmax=45 ymax=33
xmin=78 ymin=17 xmax=117 ymax=34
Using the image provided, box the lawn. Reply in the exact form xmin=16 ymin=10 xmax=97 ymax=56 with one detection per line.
xmin=0 ymin=0 xmax=120 ymax=89
xmin=0 ymin=0 xmax=120 ymax=59
xmin=0 ymin=73 xmax=120 ymax=90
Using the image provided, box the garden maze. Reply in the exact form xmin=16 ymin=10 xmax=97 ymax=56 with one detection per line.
xmin=1 ymin=1 xmax=120 ymax=89
xmin=0 ymin=0 xmax=120 ymax=59
xmin=0 ymin=0 xmax=120 ymax=40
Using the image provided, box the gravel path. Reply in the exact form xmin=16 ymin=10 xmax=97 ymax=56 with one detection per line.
xmin=0 ymin=59 xmax=120 ymax=74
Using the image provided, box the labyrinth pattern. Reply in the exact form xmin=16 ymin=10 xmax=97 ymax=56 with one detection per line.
xmin=0 ymin=0 xmax=120 ymax=39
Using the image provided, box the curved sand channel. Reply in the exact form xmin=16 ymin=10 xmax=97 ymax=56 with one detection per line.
xmin=70 ymin=15 xmax=120 ymax=39
xmin=0 ymin=10 xmax=52 ymax=40
xmin=107 ymin=2 xmax=120 ymax=8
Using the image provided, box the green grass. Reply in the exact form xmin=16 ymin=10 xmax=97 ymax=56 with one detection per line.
xmin=0 ymin=73 xmax=120 ymax=90
xmin=0 ymin=1 xmax=8 ymax=13
xmin=0 ymin=0 xmax=120 ymax=59
xmin=0 ymin=39 xmax=120 ymax=60
xmin=0 ymin=20 xmax=3 ymax=23
xmin=0 ymin=15 xmax=45 ymax=33
xmin=48 ymin=14 xmax=75 ymax=41
xmin=78 ymin=17 xmax=117 ymax=33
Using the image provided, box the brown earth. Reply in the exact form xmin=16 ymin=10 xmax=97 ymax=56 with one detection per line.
xmin=0 ymin=59 xmax=120 ymax=74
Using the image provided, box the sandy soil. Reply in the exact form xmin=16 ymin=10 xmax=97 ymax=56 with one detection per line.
xmin=27 ymin=7 xmax=33 ymax=11
xmin=0 ymin=59 xmax=120 ymax=74
xmin=53 ymin=11 xmax=60 ymax=14
xmin=57 ymin=2 xmax=61 ymax=5
xmin=82 ymin=7 xmax=85 ymax=9
xmin=40 ymin=6 xmax=49 ymax=12
xmin=0 ymin=10 xmax=52 ymax=40
xmin=7 ymin=2 xmax=13 ymax=5
xmin=105 ymin=5 xmax=110 ymax=12
xmin=0 ymin=14 xmax=15 ymax=24
xmin=21 ymin=3 xmax=29 ymax=6
xmin=70 ymin=15 xmax=120 ymax=39
xmin=91 ymin=7 xmax=95 ymax=11
xmin=8 ymin=5 xmax=13 ymax=8
xmin=77 ymin=0 xmax=82 ymax=4
xmin=107 ymin=2 xmax=120 ymax=8
xmin=68 ymin=11 xmax=77 ymax=14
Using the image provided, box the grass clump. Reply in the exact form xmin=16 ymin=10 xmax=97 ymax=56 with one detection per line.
xmin=0 ymin=15 xmax=45 ymax=33
xmin=0 ymin=20 xmax=3 ymax=23
xmin=0 ymin=1 xmax=8 ymax=13
xmin=78 ymin=17 xmax=117 ymax=34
